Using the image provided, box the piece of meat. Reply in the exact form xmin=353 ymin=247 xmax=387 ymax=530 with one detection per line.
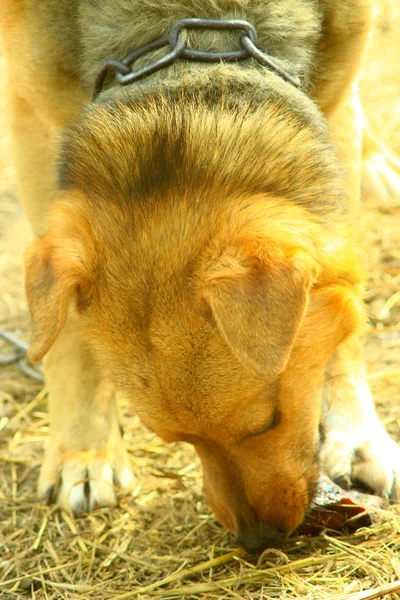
xmin=297 ymin=475 xmax=386 ymax=536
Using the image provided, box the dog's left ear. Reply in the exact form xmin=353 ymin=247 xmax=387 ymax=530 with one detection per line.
xmin=24 ymin=203 xmax=94 ymax=363
xmin=202 ymin=247 xmax=315 ymax=376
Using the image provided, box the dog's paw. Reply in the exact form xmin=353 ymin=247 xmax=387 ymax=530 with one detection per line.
xmin=38 ymin=443 xmax=135 ymax=513
xmin=322 ymin=362 xmax=400 ymax=501
xmin=320 ymin=428 xmax=400 ymax=501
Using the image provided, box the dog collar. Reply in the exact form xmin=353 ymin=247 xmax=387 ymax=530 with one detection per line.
xmin=92 ymin=18 xmax=303 ymax=101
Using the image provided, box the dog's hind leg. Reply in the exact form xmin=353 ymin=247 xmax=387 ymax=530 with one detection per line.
xmin=362 ymin=126 xmax=400 ymax=208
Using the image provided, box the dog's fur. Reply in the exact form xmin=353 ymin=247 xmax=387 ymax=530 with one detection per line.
xmin=1 ymin=0 xmax=400 ymax=552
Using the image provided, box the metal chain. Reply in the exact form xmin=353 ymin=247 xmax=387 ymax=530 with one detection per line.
xmin=0 ymin=330 xmax=44 ymax=383
xmin=92 ymin=18 xmax=302 ymax=100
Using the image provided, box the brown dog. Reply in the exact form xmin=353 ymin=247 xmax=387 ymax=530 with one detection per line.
xmin=1 ymin=0 xmax=399 ymax=552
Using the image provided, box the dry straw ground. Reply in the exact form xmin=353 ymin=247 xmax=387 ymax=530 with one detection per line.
xmin=1 ymin=3 xmax=400 ymax=599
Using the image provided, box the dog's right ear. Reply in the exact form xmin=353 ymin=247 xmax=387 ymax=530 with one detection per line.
xmin=202 ymin=245 xmax=315 ymax=376
xmin=24 ymin=206 xmax=94 ymax=363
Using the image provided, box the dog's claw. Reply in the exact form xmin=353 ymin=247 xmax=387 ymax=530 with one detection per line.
xmin=44 ymin=485 xmax=55 ymax=506
xmin=335 ymin=475 xmax=351 ymax=490
xmin=389 ymin=474 xmax=400 ymax=503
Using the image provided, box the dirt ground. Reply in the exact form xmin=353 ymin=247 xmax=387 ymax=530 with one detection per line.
xmin=0 ymin=4 xmax=400 ymax=599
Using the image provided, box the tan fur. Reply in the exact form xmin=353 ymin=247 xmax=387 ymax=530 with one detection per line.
xmin=1 ymin=0 xmax=399 ymax=551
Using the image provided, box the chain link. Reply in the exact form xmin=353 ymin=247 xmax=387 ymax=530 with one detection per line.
xmin=92 ymin=18 xmax=302 ymax=100
xmin=0 ymin=330 xmax=44 ymax=383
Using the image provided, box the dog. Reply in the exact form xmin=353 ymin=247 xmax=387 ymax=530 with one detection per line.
xmin=1 ymin=0 xmax=400 ymax=553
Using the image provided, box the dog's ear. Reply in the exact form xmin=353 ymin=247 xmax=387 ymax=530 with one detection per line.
xmin=202 ymin=247 xmax=315 ymax=376
xmin=24 ymin=206 xmax=94 ymax=363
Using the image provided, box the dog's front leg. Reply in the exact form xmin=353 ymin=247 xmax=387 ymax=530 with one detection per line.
xmin=321 ymin=336 xmax=400 ymax=500
xmin=38 ymin=315 xmax=134 ymax=512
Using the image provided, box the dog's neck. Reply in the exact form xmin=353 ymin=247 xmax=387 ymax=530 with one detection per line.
xmin=78 ymin=1 xmax=323 ymax=100
xmin=60 ymin=90 xmax=344 ymax=225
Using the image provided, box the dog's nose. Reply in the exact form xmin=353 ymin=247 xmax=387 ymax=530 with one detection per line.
xmin=236 ymin=519 xmax=288 ymax=554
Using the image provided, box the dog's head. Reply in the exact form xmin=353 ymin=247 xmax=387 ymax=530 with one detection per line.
xmin=24 ymin=99 xmax=365 ymax=551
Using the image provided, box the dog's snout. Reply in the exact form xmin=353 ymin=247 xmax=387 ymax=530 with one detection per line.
xmin=236 ymin=518 xmax=288 ymax=554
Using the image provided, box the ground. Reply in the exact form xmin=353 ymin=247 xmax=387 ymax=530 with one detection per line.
xmin=0 ymin=4 xmax=400 ymax=599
